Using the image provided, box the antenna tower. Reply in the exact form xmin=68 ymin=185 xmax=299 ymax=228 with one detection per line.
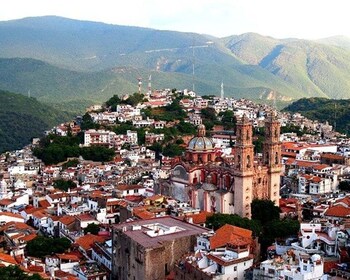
xmin=148 ymin=75 xmax=152 ymax=95
xmin=192 ymin=36 xmax=195 ymax=92
xmin=220 ymin=81 xmax=224 ymax=99
xmin=137 ymin=78 xmax=142 ymax=94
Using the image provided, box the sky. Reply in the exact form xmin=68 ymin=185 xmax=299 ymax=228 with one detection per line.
xmin=0 ymin=0 xmax=349 ymax=39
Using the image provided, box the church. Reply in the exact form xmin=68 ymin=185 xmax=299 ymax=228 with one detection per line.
xmin=157 ymin=112 xmax=282 ymax=218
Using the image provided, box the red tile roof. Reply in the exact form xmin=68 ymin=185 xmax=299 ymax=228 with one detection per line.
xmin=39 ymin=200 xmax=51 ymax=208
xmin=19 ymin=233 xmax=37 ymax=242
xmin=335 ymin=197 xmax=350 ymax=207
xmin=210 ymin=224 xmax=252 ymax=250
xmin=0 ymin=252 xmax=17 ymax=265
xmin=185 ymin=211 xmax=212 ymax=225
xmin=56 ymin=253 xmax=80 ymax=262
xmin=325 ymin=205 xmax=350 ymax=217
xmin=75 ymin=234 xmax=107 ymax=251
xmin=59 ymin=215 xmax=76 ymax=225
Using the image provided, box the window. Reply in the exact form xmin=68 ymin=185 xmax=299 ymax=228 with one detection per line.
xmin=234 ymin=266 xmax=237 ymax=271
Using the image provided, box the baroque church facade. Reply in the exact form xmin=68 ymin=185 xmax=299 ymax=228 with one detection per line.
xmin=157 ymin=112 xmax=282 ymax=218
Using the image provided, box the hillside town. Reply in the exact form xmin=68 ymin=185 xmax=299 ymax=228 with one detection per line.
xmin=1 ymin=87 xmax=350 ymax=280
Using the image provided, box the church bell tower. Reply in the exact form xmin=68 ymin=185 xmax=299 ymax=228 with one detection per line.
xmin=263 ymin=111 xmax=282 ymax=206
xmin=233 ymin=114 xmax=254 ymax=218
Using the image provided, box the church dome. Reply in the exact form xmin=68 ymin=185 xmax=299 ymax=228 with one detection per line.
xmin=187 ymin=125 xmax=214 ymax=151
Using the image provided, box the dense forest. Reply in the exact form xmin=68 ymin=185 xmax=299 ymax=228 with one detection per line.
xmin=0 ymin=90 xmax=71 ymax=153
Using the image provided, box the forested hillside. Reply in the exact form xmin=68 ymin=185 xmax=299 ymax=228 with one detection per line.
xmin=283 ymin=97 xmax=350 ymax=133
xmin=0 ymin=90 xmax=70 ymax=152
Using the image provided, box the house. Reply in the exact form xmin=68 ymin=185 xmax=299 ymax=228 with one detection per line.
xmin=45 ymin=253 xmax=81 ymax=274
xmin=73 ymin=261 xmax=108 ymax=280
xmin=91 ymin=239 xmax=112 ymax=272
xmin=112 ymin=216 xmax=209 ymax=280
xmin=75 ymin=234 xmax=108 ymax=257
xmin=0 ymin=221 xmax=37 ymax=257
xmin=253 ymin=252 xmax=326 ymax=280
xmin=0 ymin=252 xmax=18 ymax=266
xmin=175 ymin=224 xmax=254 ymax=280
xmin=0 ymin=211 xmax=25 ymax=224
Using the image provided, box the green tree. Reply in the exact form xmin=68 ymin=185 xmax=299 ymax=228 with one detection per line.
xmin=80 ymin=112 xmax=100 ymax=130
xmin=53 ymin=179 xmax=77 ymax=191
xmin=338 ymin=181 xmax=350 ymax=192
xmin=176 ymin=121 xmax=197 ymax=135
xmin=162 ymin=143 xmax=185 ymax=157
xmin=219 ymin=111 xmax=236 ymax=130
xmin=27 ymin=236 xmax=71 ymax=258
xmin=0 ymin=265 xmax=43 ymax=280
xmin=201 ymin=108 xmax=217 ymax=122
xmin=251 ymin=199 xmax=280 ymax=225
xmin=105 ymin=94 xmax=122 ymax=110
xmin=126 ymin=93 xmax=145 ymax=107
xmin=80 ymin=146 xmax=115 ymax=162
xmin=84 ymin=223 xmax=100 ymax=235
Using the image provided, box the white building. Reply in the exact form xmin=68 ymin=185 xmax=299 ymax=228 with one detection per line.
xmin=254 ymin=253 xmax=326 ymax=280
xmin=84 ymin=129 xmax=116 ymax=147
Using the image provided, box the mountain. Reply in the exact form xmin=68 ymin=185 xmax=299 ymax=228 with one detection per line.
xmin=0 ymin=90 xmax=71 ymax=152
xmin=224 ymin=33 xmax=350 ymax=99
xmin=317 ymin=35 xmax=350 ymax=49
xmin=1 ymin=16 xmax=350 ymax=109
xmin=283 ymin=97 xmax=350 ymax=133
xmin=0 ymin=16 xmax=306 ymax=106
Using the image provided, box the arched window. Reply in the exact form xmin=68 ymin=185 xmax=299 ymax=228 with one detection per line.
xmin=247 ymin=155 xmax=251 ymax=168
xmin=237 ymin=155 xmax=241 ymax=169
xmin=265 ymin=152 xmax=269 ymax=164
xmin=275 ymin=152 xmax=279 ymax=164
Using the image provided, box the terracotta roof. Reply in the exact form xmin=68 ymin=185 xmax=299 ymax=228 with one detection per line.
xmin=133 ymin=206 xmax=155 ymax=220
xmin=19 ymin=233 xmax=37 ymax=242
xmin=59 ymin=215 xmax=76 ymax=225
xmin=75 ymin=234 xmax=107 ymax=251
xmin=185 ymin=211 xmax=212 ymax=224
xmin=76 ymin=213 xmax=96 ymax=222
xmin=117 ymin=184 xmax=144 ymax=191
xmin=24 ymin=206 xmax=45 ymax=215
xmin=325 ymin=205 xmax=350 ymax=217
xmin=321 ymin=153 xmax=344 ymax=160
xmin=313 ymin=164 xmax=331 ymax=171
xmin=32 ymin=210 xmax=47 ymax=219
xmin=39 ymin=200 xmax=51 ymax=208
xmin=52 ymin=269 xmax=79 ymax=279
xmin=27 ymin=265 xmax=44 ymax=272
xmin=210 ymin=224 xmax=252 ymax=250
xmin=106 ymin=200 xmax=127 ymax=206
xmin=56 ymin=253 xmax=80 ymax=262
xmin=0 ymin=221 xmax=34 ymax=231
xmin=0 ymin=199 xmax=14 ymax=206
xmin=335 ymin=197 xmax=350 ymax=207
xmin=0 ymin=252 xmax=17 ymax=265
xmin=146 ymin=194 xmax=165 ymax=201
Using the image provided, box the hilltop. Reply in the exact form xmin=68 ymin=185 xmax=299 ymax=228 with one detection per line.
xmin=1 ymin=17 xmax=350 ymax=111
